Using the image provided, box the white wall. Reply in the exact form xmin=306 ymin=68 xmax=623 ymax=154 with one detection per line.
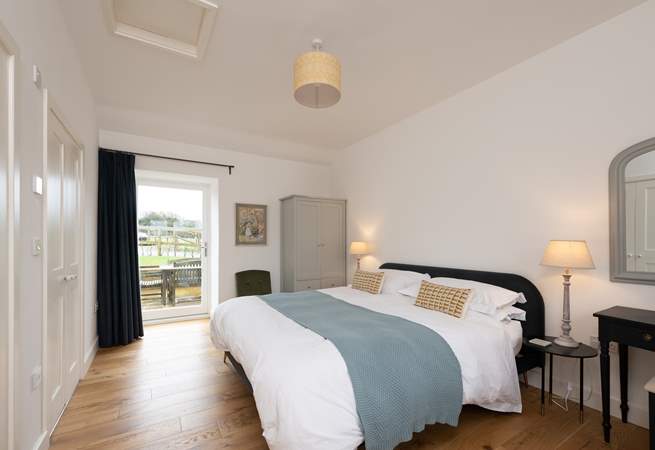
xmin=333 ymin=1 xmax=655 ymax=428
xmin=99 ymin=130 xmax=333 ymax=303
xmin=0 ymin=1 xmax=98 ymax=448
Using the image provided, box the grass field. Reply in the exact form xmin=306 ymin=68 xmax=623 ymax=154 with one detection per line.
xmin=138 ymin=255 xmax=185 ymax=266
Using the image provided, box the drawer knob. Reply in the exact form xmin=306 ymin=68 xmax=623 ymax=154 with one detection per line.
xmin=643 ymin=333 xmax=653 ymax=342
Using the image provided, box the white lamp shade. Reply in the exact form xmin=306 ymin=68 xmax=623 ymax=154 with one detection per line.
xmin=541 ymin=240 xmax=595 ymax=269
xmin=349 ymin=241 xmax=368 ymax=256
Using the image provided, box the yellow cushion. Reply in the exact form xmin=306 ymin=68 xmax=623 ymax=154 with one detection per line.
xmin=352 ymin=270 xmax=385 ymax=294
xmin=415 ymin=280 xmax=471 ymax=318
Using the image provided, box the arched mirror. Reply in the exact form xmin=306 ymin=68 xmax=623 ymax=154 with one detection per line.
xmin=610 ymin=137 xmax=655 ymax=284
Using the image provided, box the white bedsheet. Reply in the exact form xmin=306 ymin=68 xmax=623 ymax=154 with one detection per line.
xmin=211 ymin=287 xmax=522 ymax=450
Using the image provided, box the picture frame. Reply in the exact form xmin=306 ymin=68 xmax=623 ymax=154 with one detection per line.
xmin=235 ymin=203 xmax=267 ymax=245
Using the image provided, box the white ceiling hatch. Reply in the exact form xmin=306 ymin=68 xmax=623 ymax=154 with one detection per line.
xmin=102 ymin=0 xmax=218 ymax=59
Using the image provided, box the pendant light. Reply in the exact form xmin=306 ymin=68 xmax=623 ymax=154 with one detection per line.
xmin=293 ymin=38 xmax=341 ymax=108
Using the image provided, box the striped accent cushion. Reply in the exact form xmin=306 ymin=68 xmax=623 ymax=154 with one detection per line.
xmin=415 ymin=280 xmax=471 ymax=318
xmin=352 ymin=270 xmax=385 ymax=294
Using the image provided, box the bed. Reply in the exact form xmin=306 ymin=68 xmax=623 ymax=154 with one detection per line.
xmin=210 ymin=263 xmax=545 ymax=450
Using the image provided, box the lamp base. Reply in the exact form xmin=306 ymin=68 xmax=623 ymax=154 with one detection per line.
xmin=554 ymin=335 xmax=579 ymax=348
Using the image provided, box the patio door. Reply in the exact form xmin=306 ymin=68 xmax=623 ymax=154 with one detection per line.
xmin=136 ymin=174 xmax=211 ymax=321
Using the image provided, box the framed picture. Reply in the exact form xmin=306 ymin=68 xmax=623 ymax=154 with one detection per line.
xmin=235 ymin=203 xmax=267 ymax=245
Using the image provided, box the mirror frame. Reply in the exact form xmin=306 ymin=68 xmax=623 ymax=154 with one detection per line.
xmin=609 ymin=137 xmax=655 ymax=285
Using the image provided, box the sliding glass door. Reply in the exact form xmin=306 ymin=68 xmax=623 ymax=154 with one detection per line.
xmin=136 ymin=174 xmax=211 ymax=321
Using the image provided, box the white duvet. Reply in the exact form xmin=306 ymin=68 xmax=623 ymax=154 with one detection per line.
xmin=211 ymin=287 xmax=523 ymax=450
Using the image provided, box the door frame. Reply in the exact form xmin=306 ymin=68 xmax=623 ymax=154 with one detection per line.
xmin=0 ymin=20 xmax=17 ymax=450
xmin=135 ymin=169 xmax=214 ymax=322
xmin=41 ymin=88 xmax=86 ymax=439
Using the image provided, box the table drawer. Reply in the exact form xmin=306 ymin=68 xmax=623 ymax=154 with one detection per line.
xmin=606 ymin=321 xmax=655 ymax=351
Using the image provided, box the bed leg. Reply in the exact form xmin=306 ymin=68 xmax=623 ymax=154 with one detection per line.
xmin=223 ymin=351 xmax=227 ymax=364
xmin=523 ymin=373 xmax=528 ymax=386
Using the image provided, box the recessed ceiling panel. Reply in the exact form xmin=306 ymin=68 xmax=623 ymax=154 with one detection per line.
xmin=115 ymin=0 xmax=204 ymax=45
xmin=104 ymin=0 xmax=218 ymax=59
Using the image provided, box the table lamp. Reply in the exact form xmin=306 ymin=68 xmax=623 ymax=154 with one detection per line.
xmin=541 ymin=240 xmax=595 ymax=348
xmin=349 ymin=241 xmax=368 ymax=270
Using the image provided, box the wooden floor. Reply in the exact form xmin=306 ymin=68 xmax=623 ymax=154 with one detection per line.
xmin=51 ymin=319 xmax=649 ymax=450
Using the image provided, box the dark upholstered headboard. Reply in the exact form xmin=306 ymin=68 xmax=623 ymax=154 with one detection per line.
xmin=379 ymin=262 xmax=545 ymax=340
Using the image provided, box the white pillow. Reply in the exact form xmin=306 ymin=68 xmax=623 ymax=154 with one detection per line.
xmin=493 ymin=305 xmax=527 ymax=322
xmin=399 ymin=277 xmax=526 ymax=315
xmin=378 ymin=269 xmax=430 ymax=294
xmin=430 ymin=277 xmax=526 ymax=316
xmin=398 ymin=281 xmax=423 ymax=298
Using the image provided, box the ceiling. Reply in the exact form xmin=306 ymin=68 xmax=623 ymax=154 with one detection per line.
xmin=59 ymin=0 xmax=644 ymax=159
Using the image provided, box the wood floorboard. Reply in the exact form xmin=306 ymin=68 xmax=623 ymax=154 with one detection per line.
xmin=52 ymin=319 xmax=649 ymax=449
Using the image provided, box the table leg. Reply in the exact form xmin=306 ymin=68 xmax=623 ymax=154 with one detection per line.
xmin=549 ymin=353 xmax=553 ymax=404
xmin=540 ymin=358 xmax=545 ymax=416
xmin=579 ymin=358 xmax=584 ymax=424
xmin=619 ymin=343 xmax=629 ymax=423
xmin=649 ymin=391 xmax=654 ymax=450
xmin=600 ymin=339 xmax=611 ymax=443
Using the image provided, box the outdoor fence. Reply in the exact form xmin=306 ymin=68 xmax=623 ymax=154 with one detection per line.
xmin=138 ymin=225 xmax=203 ymax=309
xmin=138 ymin=225 xmax=203 ymax=259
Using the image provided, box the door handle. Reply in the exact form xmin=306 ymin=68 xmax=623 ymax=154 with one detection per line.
xmin=63 ymin=274 xmax=78 ymax=282
xmin=637 ymin=254 xmax=643 ymax=258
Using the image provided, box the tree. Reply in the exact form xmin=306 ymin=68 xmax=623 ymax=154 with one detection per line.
xmin=138 ymin=211 xmax=182 ymax=227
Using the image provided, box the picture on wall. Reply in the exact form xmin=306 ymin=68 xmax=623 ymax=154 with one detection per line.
xmin=235 ymin=203 xmax=267 ymax=245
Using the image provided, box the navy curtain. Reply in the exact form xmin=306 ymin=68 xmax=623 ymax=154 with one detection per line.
xmin=97 ymin=149 xmax=143 ymax=347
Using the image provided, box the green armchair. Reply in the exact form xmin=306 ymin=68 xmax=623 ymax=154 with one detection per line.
xmin=235 ymin=270 xmax=272 ymax=297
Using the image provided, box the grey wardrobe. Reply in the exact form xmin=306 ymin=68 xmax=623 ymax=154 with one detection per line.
xmin=280 ymin=195 xmax=347 ymax=292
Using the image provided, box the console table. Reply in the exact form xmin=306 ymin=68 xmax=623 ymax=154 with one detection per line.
xmin=594 ymin=306 xmax=655 ymax=443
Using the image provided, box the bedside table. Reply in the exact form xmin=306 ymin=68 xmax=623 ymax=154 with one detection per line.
xmin=523 ymin=336 xmax=598 ymax=423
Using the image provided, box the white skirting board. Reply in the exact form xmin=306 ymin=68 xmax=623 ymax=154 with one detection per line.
xmin=82 ymin=336 xmax=98 ymax=377
xmin=526 ymin=368 xmax=648 ymax=428
xmin=32 ymin=430 xmax=47 ymax=450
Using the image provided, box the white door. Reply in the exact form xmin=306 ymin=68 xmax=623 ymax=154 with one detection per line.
xmin=634 ymin=178 xmax=655 ymax=272
xmin=136 ymin=174 xmax=212 ymax=321
xmin=319 ymin=201 xmax=345 ymax=282
xmin=0 ymin=26 xmax=15 ymax=450
xmin=296 ymin=199 xmax=321 ymax=281
xmin=46 ymin=109 xmax=82 ymax=432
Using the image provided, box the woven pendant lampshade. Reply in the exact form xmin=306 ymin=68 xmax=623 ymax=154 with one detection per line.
xmin=294 ymin=39 xmax=341 ymax=108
